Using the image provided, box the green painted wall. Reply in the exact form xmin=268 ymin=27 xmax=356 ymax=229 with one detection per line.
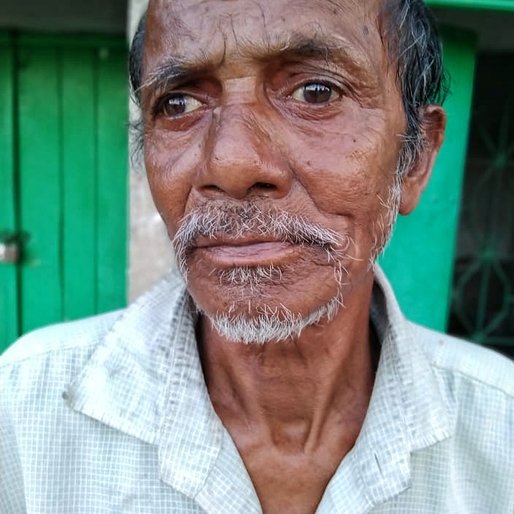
xmin=380 ymin=28 xmax=477 ymax=330
xmin=427 ymin=0 xmax=514 ymax=11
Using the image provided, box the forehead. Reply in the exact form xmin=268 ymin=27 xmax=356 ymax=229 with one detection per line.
xmin=145 ymin=0 xmax=387 ymax=73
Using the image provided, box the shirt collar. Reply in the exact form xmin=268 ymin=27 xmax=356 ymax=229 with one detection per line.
xmin=66 ymin=271 xmax=261 ymax=510
xmin=66 ymin=266 xmax=454 ymax=512
xmin=65 ymin=272 xmax=184 ymax=444
xmin=323 ymin=266 xmax=454 ymax=512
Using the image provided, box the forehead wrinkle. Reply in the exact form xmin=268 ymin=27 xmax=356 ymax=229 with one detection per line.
xmin=143 ymin=30 xmax=375 ymax=97
xmin=236 ymin=30 xmax=375 ymax=73
xmin=142 ymin=2 xmax=386 ymax=102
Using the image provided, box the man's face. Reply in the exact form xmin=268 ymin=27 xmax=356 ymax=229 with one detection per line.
xmin=141 ymin=0 xmax=409 ymax=342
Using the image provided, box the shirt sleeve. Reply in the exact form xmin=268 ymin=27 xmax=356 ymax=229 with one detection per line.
xmin=1 ymin=368 xmax=28 ymax=514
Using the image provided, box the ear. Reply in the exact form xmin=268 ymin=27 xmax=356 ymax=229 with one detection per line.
xmin=399 ymin=105 xmax=446 ymax=215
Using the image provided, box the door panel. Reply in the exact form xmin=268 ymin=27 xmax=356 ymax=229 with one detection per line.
xmin=0 ymin=34 xmax=19 ymax=348
xmin=18 ymin=46 xmax=63 ymax=333
xmin=96 ymin=48 xmax=129 ymax=313
xmin=0 ymin=35 xmax=128 ymax=351
xmin=61 ymin=49 xmax=97 ymax=320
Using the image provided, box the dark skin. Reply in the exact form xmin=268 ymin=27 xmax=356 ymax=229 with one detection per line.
xmin=141 ymin=0 xmax=445 ymax=512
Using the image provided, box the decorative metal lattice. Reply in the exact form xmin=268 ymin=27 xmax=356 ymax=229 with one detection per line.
xmin=449 ymin=54 xmax=514 ymax=358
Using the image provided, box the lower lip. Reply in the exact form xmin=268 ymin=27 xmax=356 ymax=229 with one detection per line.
xmin=195 ymin=241 xmax=298 ymax=266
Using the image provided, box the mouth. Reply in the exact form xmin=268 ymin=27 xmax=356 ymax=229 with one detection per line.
xmin=193 ymin=237 xmax=299 ymax=267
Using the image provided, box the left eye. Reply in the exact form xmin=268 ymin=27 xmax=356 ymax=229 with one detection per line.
xmin=291 ymin=82 xmax=340 ymax=104
xmin=159 ymin=94 xmax=203 ymax=117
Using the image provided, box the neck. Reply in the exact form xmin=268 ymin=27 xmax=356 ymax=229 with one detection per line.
xmin=198 ymin=274 xmax=378 ymax=452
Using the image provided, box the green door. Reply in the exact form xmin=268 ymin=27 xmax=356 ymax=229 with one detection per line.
xmin=0 ymin=34 xmax=18 ymax=347
xmin=0 ymin=34 xmax=128 ymax=352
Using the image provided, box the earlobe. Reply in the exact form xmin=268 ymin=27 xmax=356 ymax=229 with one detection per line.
xmin=399 ymin=105 xmax=446 ymax=215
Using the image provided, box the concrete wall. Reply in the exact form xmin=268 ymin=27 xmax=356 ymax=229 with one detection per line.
xmin=1 ymin=0 xmax=127 ymax=34
xmin=128 ymin=0 xmax=174 ymax=300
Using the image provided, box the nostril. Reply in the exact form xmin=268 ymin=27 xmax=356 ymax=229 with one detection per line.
xmin=204 ymin=184 xmax=223 ymax=192
xmin=248 ymin=182 xmax=278 ymax=196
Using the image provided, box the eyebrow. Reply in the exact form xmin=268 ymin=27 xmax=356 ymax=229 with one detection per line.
xmin=139 ymin=54 xmax=215 ymax=102
xmin=140 ymin=31 xmax=374 ymax=102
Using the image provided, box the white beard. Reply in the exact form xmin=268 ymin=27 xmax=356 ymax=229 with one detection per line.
xmin=174 ymin=183 xmax=401 ymax=345
xmin=208 ymin=292 xmax=344 ymax=345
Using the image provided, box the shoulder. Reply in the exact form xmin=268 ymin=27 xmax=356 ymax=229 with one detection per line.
xmin=408 ymin=323 xmax=514 ymax=501
xmin=0 ymin=271 xmax=187 ymax=404
xmin=0 ymin=311 xmax=121 ymax=368
xmin=0 ymin=272 xmax=186 ymax=372
xmin=410 ymin=322 xmax=514 ymax=399
xmin=0 ymin=312 xmax=123 ymax=408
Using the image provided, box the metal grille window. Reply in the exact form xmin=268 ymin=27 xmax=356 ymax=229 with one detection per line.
xmin=449 ymin=53 xmax=514 ymax=359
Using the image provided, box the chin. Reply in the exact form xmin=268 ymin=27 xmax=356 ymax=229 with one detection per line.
xmin=189 ymin=267 xmax=346 ymax=344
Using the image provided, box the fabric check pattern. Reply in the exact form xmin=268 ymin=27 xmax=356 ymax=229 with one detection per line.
xmin=1 ymin=267 xmax=513 ymax=513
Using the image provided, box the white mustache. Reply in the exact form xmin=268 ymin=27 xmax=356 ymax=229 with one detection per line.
xmin=172 ymin=203 xmax=349 ymax=277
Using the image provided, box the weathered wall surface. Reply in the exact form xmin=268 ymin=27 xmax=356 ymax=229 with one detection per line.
xmin=1 ymin=0 xmax=127 ymax=33
xmin=128 ymin=0 xmax=174 ymax=300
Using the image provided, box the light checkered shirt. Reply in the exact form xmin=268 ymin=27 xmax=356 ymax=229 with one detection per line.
xmin=1 ymin=267 xmax=514 ymax=513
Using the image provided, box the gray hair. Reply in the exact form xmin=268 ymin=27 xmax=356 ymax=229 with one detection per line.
xmin=380 ymin=0 xmax=448 ymax=176
xmin=129 ymin=0 xmax=448 ymax=176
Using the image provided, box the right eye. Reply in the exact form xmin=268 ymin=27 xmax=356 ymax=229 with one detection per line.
xmin=158 ymin=94 xmax=203 ymax=118
xmin=290 ymin=82 xmax=341 ymax=104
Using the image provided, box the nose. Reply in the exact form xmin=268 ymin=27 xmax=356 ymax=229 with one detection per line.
xmin=196 ymin=106 xmax=292 ymax=200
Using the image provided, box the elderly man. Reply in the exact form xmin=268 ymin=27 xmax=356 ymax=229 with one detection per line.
xmin=1 ymin=0 xmax=513 ymax=513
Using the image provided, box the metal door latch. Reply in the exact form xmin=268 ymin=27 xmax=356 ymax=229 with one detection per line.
xmin=0 ymin=231 xmax=27 ymax=264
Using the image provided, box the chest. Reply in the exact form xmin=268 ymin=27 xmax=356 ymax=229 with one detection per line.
xmin=238 ymin=445 xmax=346 ymax=514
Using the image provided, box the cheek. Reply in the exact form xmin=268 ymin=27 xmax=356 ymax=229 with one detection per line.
xmin=144 ymin=130 xmax=204 ymax=235
xmin=281 ymin=110 xmax=399 ymax=218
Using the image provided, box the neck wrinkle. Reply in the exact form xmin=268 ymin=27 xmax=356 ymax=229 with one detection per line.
xmin=198 ymin=277 xmax=376 ymax=451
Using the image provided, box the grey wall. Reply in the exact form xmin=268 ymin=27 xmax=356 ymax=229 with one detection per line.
xmin=0 ymin=0 xmax=127 ymax=34
xmin=128 ymin=0 xmax=174 ymax=300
